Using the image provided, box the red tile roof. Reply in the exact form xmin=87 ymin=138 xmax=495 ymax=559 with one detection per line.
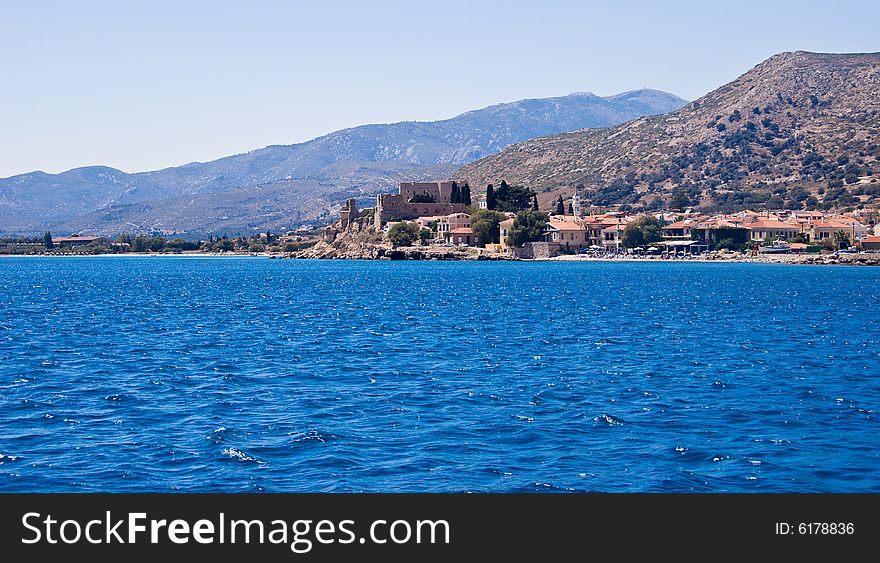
xmin=744 ymin=220 xmax=801 ymax=230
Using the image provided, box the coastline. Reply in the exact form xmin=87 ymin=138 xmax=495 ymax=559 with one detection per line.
xmin=3 ymin=249 xmax=879 ymax=266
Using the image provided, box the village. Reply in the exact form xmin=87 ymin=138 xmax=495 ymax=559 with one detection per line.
xmin=315 ymin=180 xmax=880 ymax=261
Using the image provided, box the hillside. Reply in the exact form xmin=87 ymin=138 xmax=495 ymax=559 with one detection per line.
xmin=456 ymin=52 xmax=880 ymax=212
xmin=0 ymin=89 xmax=686 ymax=236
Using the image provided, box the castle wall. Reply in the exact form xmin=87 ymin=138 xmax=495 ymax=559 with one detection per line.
xmin=375 ymin=193 xmax=469 ymax=229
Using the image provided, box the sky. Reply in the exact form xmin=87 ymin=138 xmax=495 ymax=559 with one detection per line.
xmin=1 ymin=0 xmax=878 ymax=178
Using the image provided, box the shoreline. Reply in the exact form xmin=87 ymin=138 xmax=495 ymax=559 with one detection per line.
xmin=2 ymin=250 xmax=878 ymax=266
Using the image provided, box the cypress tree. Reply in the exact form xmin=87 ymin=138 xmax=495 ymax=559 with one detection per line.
xmin=532 ymin=194 xmax=539 ymax=211
xmin=43 ymin=231 xmax=53 ymax=249
xmin=568 ymin=202 xmax=574 ymax=215
xmin=556 ymin=195 xmax=565 ymax=215
xmin=450 ymin=181 xmax=460 ymax=204
xmin=486 ymin=184 xmax=496 ymax=210
xmin=462 ymin=183 xmax=472 ymax=206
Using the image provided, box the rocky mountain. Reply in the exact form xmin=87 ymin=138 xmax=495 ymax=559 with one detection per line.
xmin=456 ymin=52 xmax=880 ymax=212
xmin=0 ymin=89 xmax=686 ymax=236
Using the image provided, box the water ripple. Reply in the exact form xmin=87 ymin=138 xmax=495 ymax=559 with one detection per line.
xmin=0 ymin=257 xmax=878 ymax=492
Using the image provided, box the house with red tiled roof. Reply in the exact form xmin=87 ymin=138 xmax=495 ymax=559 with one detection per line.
xmin=809 ymin=219 xmax=868 ymax=242
xmin=744 ymin=219 xmax=803 ymax=241
xmin=544 ymin=216 xmax=589 ymax=250
xmin=860 ymin=236 xmax=880 ymax=251
xmin=449 ymin=227 xmax=473 ymax=246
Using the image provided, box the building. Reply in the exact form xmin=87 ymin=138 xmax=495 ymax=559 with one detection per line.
xmin=743 ymin=220 xmax=802 ymax=241
xmin=860 ymin=236 xmax=880 ymax=251
xmin=499 ymin=217 xmax=516 ymax=249
xmin=52 ymin=236 xmax=106 ymax=247
xmin=374 ymin=181 xmax=470 ymax=229
xmin=415 ymin=215 xmax=445 ymax=229
xmin=543 ymin=216 xmax=589 ymax=251
xmin=809 ymin=219 xmax=868 ymax=242
xmin=437 ymin=213 xmax=470 ymax=240
xmin=449 ymin=227 xmax=473 ymax=245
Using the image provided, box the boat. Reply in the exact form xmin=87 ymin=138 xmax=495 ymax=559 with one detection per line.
xmin=760 ymin=240 xmax=791 ymax=254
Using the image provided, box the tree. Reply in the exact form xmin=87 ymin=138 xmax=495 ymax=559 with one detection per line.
xmin=568 ymin=202 xmax=574 ymax=215
xmin=492 ymin=180 xmax=537 ymax=212
xmin=133 ymin=234 xmax=150 ymax=252
xmin=461 ymin=183 xmax=472 ymax=206
xmin=506 ymin=210 xmax=549 ymax=247
xmin=450 ymin=182 xmax=461 ymax=204
xmin=486 ymin=184 xmax=497 ymax=210
xmin=470 ymin=209 xmax=506 ymax=246
xmin=555 ymin=195 xmax=565 ymax=215
xmin=387 ymin=222 xmax=421 ymax=246
xmin=766 ymin=194 xmax=785 ymax=209
xmin=410 ymin=193 xmax=436 ymax=203
xmin=212 ymin=239 xmax=234 ymax=252
xmin=621 ymin=216 xmax=665 ymax=248
xmin=43 ymin=232 xmax=53 ymax=249
xmin=833 ymin=230 xmax=851 ymax=248
xmin=419 ymin=228 xmax=432 ymax=244
xmin=531 ymin=194 xmax=539 ymax=211
xmin=669 ymin=188 xmax=691 ymax=211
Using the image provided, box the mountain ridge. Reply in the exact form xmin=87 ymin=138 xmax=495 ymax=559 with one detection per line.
xmin=0 ymin=89 xmax=687 ymax=235
xmin=456 ymin=51 xmax=880 ymax=212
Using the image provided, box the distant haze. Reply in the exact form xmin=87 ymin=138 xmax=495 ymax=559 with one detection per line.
xmin=2 ymin=0 xmax=879 ymax=177
xmin=0 ymin=89 xmax=686 ymax=236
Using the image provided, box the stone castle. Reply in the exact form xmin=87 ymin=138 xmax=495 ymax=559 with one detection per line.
xmin=374 ymin=181 xmax=471 ymax=229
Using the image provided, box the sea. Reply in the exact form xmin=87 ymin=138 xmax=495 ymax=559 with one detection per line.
xmin=0 ymin=256 xmax=878 ymax=492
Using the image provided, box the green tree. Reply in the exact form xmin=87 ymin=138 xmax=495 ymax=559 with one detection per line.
xmin=470 ymin=210 xmax=506 ymax=246
xmin=43 ymin=231 xmax=53 ymax=249
xmin=133 ymin=234 xmax=149 ymax=252
xmin=419 ymin=228 xmax=432 ymax=244
xmin=450 ymin=182 xmax=461 ymax=204
xmin=568 ymin=202 xmax=574 ymax=215
xmin=506 ymin=210 xmax=549 ymax=247
xmin=212 ymin=239 xmax=235 ymax=252
xmin=555 ymin=195 xmax=565 ymax=215
xmin=621 ymin=216 xmax=665 ymax=248
xmin=485 ymin=184 xmax=497 ymax=210
xmin=410 ymin=193 xmax=436 ymax=203
xmin=152 ymin=237 xmax=168 ymax=252
xmin=461 ymin=183 xmax=472 ymax=206
xmin=669 ymin=188 xmax=691 ymax=211
xmin=493 ymin=180 xmax=537 ymax=212
xmin=387 ymin=222 xmax=421 ymax=246
xmin=531 ymin=194 xmax=539 ymax=211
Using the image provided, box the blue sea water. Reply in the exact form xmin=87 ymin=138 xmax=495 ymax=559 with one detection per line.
xmin=0 ymin=256 xmax=878 ymax=492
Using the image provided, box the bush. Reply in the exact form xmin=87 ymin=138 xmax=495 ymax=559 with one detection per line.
xmin=409 ymin=193 xmax=436 ymax=204
xmin=506 ymin=210 xmax=549 ymax=247
xmin=621 ymin=217 xmax=665 ymax=248
xmin=387 ymin=222 xmax=421 ymax=246
xmin=470 ymin=209 xmax=506 ymax=246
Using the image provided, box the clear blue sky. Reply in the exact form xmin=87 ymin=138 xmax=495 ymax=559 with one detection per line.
xmin=1 ymin=0 xmax=878 ymax=178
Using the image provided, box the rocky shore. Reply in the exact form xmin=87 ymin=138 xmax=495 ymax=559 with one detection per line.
xmin=295 ymin=240 xmax=510 ymax=260
xmin=549 ymin=251 xmax=880 ymax=266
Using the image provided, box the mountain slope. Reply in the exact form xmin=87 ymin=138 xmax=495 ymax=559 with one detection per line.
xmin=456 ymin=52 xmax=880 ymax=212
xmin=0 ymin=89 xmax=686 ymax=235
